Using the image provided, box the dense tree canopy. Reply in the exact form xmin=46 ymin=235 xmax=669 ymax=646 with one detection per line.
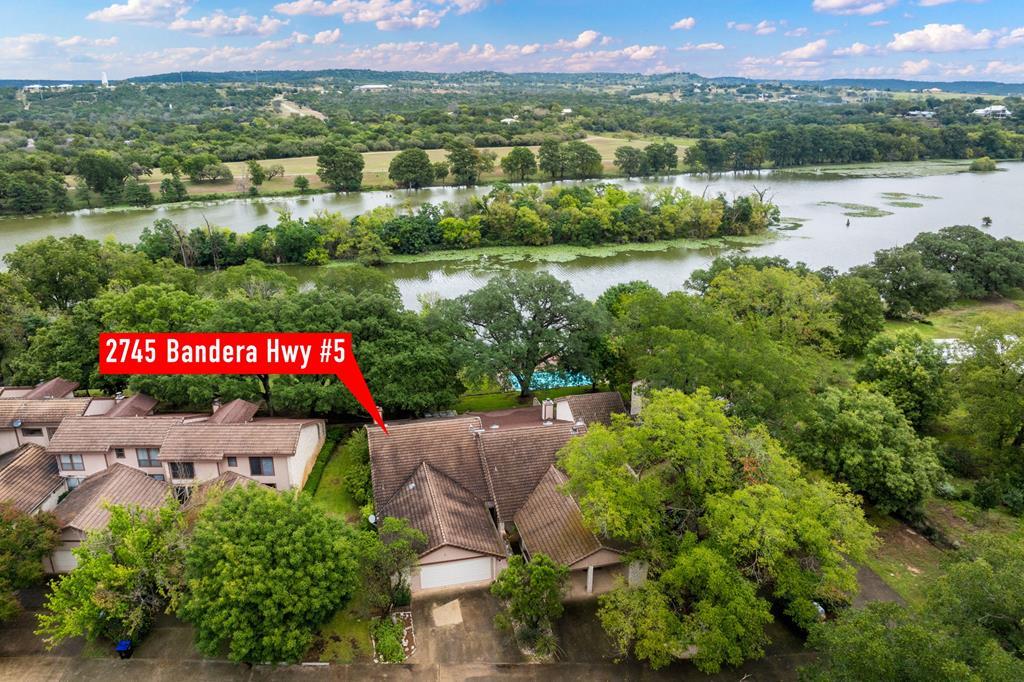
xmin=856 ymin=331 xmax=948 ymax=429
xmin=0 ymin=504 xmax=57 ymax=622
xmin=799 ymin=385 xmax=943 ymax=513
xmin=177 ymin=485 xmax=362 ymax=663
xmin=560 ymin=389 xmax=874 ymax=672
xmin=37 ymin=501 xmax=184 ymax=646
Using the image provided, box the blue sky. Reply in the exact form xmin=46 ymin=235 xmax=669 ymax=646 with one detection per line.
xmin=4 ymin=0 xmax=1024 ymax=81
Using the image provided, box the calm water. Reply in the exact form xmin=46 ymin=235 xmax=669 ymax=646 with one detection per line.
xmin=2 ymin=163 xmax=1021 ymax=308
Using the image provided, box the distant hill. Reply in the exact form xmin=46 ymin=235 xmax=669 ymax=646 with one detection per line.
xmin=0 ymin=79 xmax=98 ymax=87
xmin=22 ymin=69 xmax=1024 ymax=96
xmin=777 ymin=78 xmax=1024 ymax=96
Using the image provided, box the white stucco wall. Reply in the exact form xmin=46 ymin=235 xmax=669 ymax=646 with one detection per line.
xmin=286 ymin=422 xmax=325 ymax=490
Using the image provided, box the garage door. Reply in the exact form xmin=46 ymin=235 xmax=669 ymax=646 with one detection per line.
xmin=50 ymin=549 xmax=78 ymax=573
xmin=419 ymin=557 xmax=492 ymax=589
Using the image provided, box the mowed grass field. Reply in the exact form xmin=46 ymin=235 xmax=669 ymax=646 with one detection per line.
xmin=119 ymin=134 xmax=694 ymax=196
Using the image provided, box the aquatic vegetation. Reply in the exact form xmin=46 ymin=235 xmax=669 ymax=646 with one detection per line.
xmin=881 ymin=192 xmax=940 ymax=201
xmin=818 ymin=201 xmax=894 ymax=218
xmin=886 ymin=201 xmax=925 ymax=208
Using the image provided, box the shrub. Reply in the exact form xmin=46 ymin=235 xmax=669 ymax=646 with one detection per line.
xmin=343 ymin=461 xmax=372 ymax=505
xmin=969 ymin=156 xmax=997 ymax=172
xmin=392 ymin=582 xmax=411 ymax=609
xmin=934 ymin=481 xmax=958 ymax=500
xmin=1002 ymin=484 xmax=1024 ymax=517
xmin=372 ymin=617 xmax=405 ymax=662
xmin=971 ymin=477 xmax=1002 ymax=510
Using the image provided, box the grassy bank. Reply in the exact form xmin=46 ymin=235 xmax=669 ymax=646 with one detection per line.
xmin=883 ymin=292 xmax=1024 ymax=340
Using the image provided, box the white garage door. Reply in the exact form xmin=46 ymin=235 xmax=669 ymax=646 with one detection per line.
xmin=419 ymin=557 xmax=492 ymax=589
xmin=50 ymin=550 xmax=78 ymax=573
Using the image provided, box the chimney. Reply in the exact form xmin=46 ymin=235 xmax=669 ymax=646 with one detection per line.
xmin=212 ymin=397 xmax=221 ymax=413
xmin=375 ymin=405 xmax=383 ymax=425
xmin=571 ymin=418 xmax=588 ymax=435
xmin=541 ymin=399 xmax=554 ymax=421
xmin=114 ymin=391 xmax=124 ymax=403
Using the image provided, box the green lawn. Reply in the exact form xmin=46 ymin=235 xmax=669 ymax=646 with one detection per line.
xmin=454 ymin=385 xmax=593 ymax=413
xmin=309 ymin=432 xmax=366 ymax=523
xmin=316 ymin=603 xmax=374 ymax=663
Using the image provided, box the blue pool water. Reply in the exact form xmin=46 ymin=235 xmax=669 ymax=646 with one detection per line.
xmin=507 ymin=372 xmax=592 ymax=391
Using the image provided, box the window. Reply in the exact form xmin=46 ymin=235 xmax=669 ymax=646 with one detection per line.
xmin=65 ymin=477 xmax=82 ymax=490
xmin=58 ymin=454 xmax=84 ymax=471
xmin=249 ymin=457 xmax=274 ymax=477
xmin=170 ymin=462 xmax=195 ymax=480
xmin=227 ymin=457 xmax=237 ymax=467
xmin=150 ymin=474 xmax=166 ymax=482
xmin=136 ymin=448 xmax=160 ymax=468
xmin=21 ymin=427 xmax=43 ymax=437
xmin=46 ymin=427 xmax=57 ymax=439
xmin=174 ymin=486 xmax=191 ymax=503
xmin=114 ymin=448 xmax=125 ymax=459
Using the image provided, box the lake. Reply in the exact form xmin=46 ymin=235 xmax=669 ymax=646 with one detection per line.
xmin=2 ymin=161 xmax=1021 ymax=309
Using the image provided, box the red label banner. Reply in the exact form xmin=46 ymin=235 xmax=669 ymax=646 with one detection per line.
xmin=99 ymin=332 xmax=386 ymax=432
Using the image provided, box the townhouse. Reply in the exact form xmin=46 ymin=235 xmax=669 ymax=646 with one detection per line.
xmin=368 ymin=391 xmax=647 ymax=597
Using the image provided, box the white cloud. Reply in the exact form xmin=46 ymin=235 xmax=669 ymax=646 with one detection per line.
xmin=88 ymin=0 xmax=190 ymax=24
xmin=984 ymin=60 xmax=1024 ymax=75
xmin=678 ymin=42 xmax=725 ymax=51
xmin=888 ymin=23 xmax=997 ymax=52
xmin=832 ymin=41 xmax=877 ymax=56
xmin=785 ymin=27 xmax=809 ymax=37
xmin=940 ymin=62 xmax=975 ymax=76
xmin=671 ymin=17 xmax=696 ymax=31
xmin=168 ymin=12 xmax=287 ymax=37
xmin=868 ymin=20 xmax=889 ymax=27
xmin=552 ymin=30 xmax=602 ymax=50
xmin=781 ymin=38 xmax=828 ymax=60
xmin=899 ymin=58 xmax=932 ymax=75
xmin=728 ymin=19 xmax=777 ymax=35
xmin=271 ymin=0 xmax=486 ymax=30
xmin=0 ymin=33 xmax=120 ymax=77
xmin=313 ymin=28 xmax=342 ymax=44
xmin=918 ymin=0 xmax=957 ymax=6
xmin=997 ymin=28 xmax=1024 ymax=49
xmin=812 ymin=0 xmax=898 ymax=16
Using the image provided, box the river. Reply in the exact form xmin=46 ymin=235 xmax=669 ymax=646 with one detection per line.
xmin=2 ymin=161 xmax=1021 ymax=309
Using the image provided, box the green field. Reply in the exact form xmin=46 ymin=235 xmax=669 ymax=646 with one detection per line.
xmin=120 ymin=134 xmax=694 ymax=197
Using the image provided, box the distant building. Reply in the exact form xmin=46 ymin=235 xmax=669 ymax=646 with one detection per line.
xmin=353 ymin=84 xmax=390 ymax=92
xmin=973 ymin=105 xmax=1012 ymax=119
xmin=101 ymin=71 xmax=109 ymax=88
xmin=500 ymin=116 xmax=519 ymax=124
xmin=904 ymin=110 xmax=936 ymax=120
xmin=561 ymin=108 xmax=573 ymax=115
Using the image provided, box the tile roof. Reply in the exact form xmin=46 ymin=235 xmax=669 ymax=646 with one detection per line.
xmin=380 ymin=462 xmax=505 ymax=557
xmin=105 ymin=394 xmax=158 ymax=418
xmin=478 ymin=423 xmax=576 ymax=523
xmin=515 ymin=466 xmax=616 ymax=566
xmin=158 ymin=422 xmax=305 ymax=461
xmin=0 ymin=444 xmax=64 ymax=513
xmin=368 ymin=417 xmax=489 ymax=508
xmin=557 ymin=392 xmax=626 ymax=426
xmin=54 ymin=464 xmax=168 ymax=532
xmin=23 ymin=378 xmax=78 ymax=400
xmin=47 ymin=416 xmax=182 ymax=454
xmin=0 ymin=398 xmax=94 ymax=427
xmin=206 ymin=399 xmax=260 ymax=425
xmin=184 ymin=470 xmax=258 ymax=509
